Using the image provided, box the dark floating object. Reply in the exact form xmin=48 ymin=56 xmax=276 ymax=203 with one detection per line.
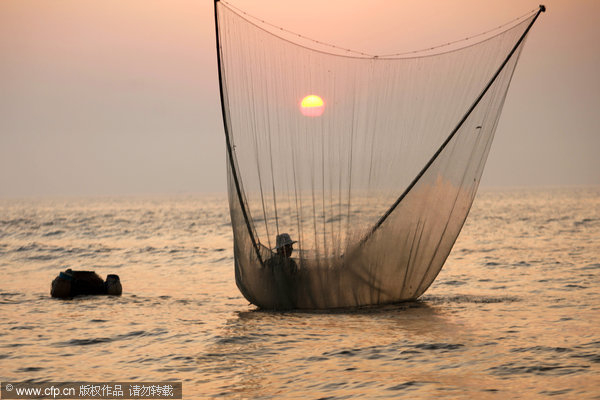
xmin=51 ymin=269 xmax=122 ymax=298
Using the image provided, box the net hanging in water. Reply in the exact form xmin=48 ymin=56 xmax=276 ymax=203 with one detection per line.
xmin=214 ymin=0 xmax=545 ymax=309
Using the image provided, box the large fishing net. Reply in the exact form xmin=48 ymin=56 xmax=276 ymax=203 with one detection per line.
xmin=215 ymin=1 xmax=544 ymax=309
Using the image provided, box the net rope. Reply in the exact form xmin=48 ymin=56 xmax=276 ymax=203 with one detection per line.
xmin=221 ymin=0 xmax=537 ymax=59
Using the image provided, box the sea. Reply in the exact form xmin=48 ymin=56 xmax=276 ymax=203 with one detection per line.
xmin=1 ymin=187 xmax=598 ymax=399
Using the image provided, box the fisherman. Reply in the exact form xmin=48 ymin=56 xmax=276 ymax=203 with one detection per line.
xmin=265 ymin=233 xmax=298 ymax=275
xmin=264 ymin=233 xmax=299 ymax=309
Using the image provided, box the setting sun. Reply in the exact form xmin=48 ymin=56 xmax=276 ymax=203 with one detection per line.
xmin=300 ymin=94 xmax=325 ymax=117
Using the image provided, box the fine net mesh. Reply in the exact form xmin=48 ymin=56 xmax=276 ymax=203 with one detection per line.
xmin=217 ymin=1 xmax=537 ymax=309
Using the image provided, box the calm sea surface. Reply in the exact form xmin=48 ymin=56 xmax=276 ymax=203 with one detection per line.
xmin=1 ymin=187 xmax=599 ymax=399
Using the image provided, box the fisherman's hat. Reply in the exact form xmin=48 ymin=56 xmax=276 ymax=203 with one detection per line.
xmin=275 ymin=233 xmax=297 ymax=249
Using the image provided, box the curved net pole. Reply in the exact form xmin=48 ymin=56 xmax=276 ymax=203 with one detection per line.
xmin=214 ymin=0 xmax=264 ymax=266
xmin=359 ymin=4 xmax=546 ymax=247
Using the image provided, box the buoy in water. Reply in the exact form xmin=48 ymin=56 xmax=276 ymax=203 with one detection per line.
xmin=51 ymin=269 xmax=122 ymax=298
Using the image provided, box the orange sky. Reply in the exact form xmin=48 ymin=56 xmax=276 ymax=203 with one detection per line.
xmin=0 ymin=0 xmax=598 ymax=196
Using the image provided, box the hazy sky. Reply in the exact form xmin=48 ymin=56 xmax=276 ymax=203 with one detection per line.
xmin=1 ymin=0 xmax=598 ymax=197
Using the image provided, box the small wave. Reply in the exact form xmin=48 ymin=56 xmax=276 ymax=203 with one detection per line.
xmin=331 ymin=349 xmax=359 ymax=357
xmin=539 ymin=389 xmax=573 ymax=396
xmin=574 ymin=218 xmax=596 ymax=227
xmin=63 ymin=337 xmax=113 ymax=346
xmin=215 ymin=335 xmax=255 ymax=345
xmin=564 ymin=284 xmax=587 ymax=289
xmin=1 ymin=218 xmax=34 ymax=226
xmin=16 ymin=243 xmax=38 ymax=252
xmin=460 ymin=248 xmax=496 ymax=254
xmin=171 ymin=355 xmax=194 ymax=362
xmin=570 ymin=352 xmax=600 ymax=364
xmin=414 ymin=343 xmax=464 ymax=351
xmin=306 ymin=356 xmax=329 ymax=362
xmin=16 ymin=366 xmax=45 ymax=372
xmin=579 ymin=340 xmax=600 ymax=347
xmin=48 ymin=246 xmax=66 ymax=253
xmin=121 ymin=330 xmax=147 ymax=338
xmin=513 ymin=261 xmax=531 ymax=267
xmin=422 ymin=295 xmax=520 ymax=304
xmin=387 ymin=381 xmax=425 ymax=391
xmin=511 ymin=346 xmax=572 ymax=354
xmin=26 ymin=255 xmax=58 ymax=261
xmin=211 ymin=256 xmax=231 ymax=264
xmin=178 ymin=318 xmax=205 ymax=325
xmin=0 ymin=292 xmax=26 ymax=304
xmin=580 ymin=263 xmax=600 ymax=270
xmin=485 ymin=261 xmax=501 ymax=266
xmin=10 ymin=325 xmax=36 ymax=330
xmin=489 ymin=362 xmax=589 ymax=376
xmin=545 ymin=216 xmax=569 ymax=223
xmin=441 ymin=280 xmax=466 ymax=286
xmin=55 ymin=328 xmax=165 ymax=347
xmin=42 ymin=230 xmax=65 ymax=237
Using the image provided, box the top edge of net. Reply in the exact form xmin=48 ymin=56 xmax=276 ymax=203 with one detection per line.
xmin=217 ymin=1 xmax=539 ymax=60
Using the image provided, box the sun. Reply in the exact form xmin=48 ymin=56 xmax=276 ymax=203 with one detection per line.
xmin=300 ymin=95 xmax=325 ymax=117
